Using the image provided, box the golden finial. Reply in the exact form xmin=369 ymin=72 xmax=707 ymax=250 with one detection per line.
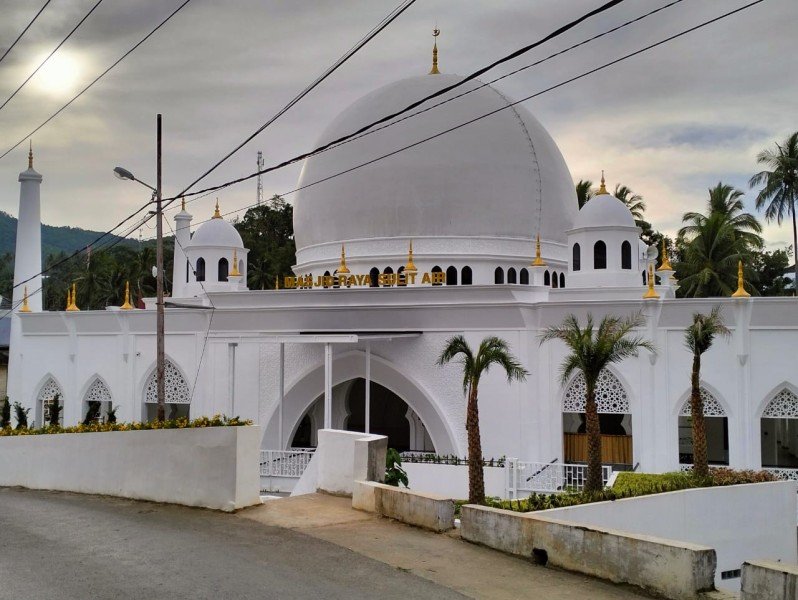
xmin=429 ymin=28 xmax=440 ymax=75
xmin=181 ymin=196 xmax=186 ymax=211
xmin=66 ymin=287 xmax=71 ymax=310
xmin=596 ymin=170 xmax=609 ymax=195
xmin=230 ymin=249 xmax=241 ymax=276
xmin=531 ymin=234 xmax=546 ymax=266
xmin=338 ymin=243 xmax=351 ymax=274
xmin=213 ymin=199 xmax=221 ymax=219
xmin=657 ymin=240 xmax=672 ymax=271
xmin=275 ymin=275 xmax=279 ymax=290
xmin=643 ymin=263 xmax=660 ymax=299
xmin=28 ymin=140 xmax=33 ymax=169
xmin=20 ymin=287 xmax=31 ymax=312
xmin=732 ymin=260 xmax=751 ymax=298
xmin=67 ymin=283 xmax=80 ymax=311
xmin=404 ymin=240 xmax=417 ymax=272
xmin=121 ymin=281 xmax=133 ymax=310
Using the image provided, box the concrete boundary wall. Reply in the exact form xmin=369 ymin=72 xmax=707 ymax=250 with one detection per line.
xmin=0 ymin=426 xmax=261 ymax=511
xmin=741 ymin=561 xmax=798 ymax=600
xmin=401 ymin=462 xmax=506 ymax=498
xmin=461 ymin=504 xmax=716 ymax=599
xmin=353 ymin=480 xmax=455 ymax=532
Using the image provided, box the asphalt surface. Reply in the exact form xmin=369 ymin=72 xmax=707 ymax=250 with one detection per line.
xmin=0 ymin=488 xmax=468 ymax=600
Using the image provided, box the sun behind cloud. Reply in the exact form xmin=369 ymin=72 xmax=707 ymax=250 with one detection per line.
xmin=29 ymin=50 xmax=83 ymax=97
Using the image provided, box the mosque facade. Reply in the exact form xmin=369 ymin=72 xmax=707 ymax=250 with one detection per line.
xmin=7 ymin=58 xmax=798 ymax=478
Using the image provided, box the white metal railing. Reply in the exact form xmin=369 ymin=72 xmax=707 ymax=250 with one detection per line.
xmin=505 ymin=459 xmax=612 ymax=498
xmin=260 ymin=449 xmax=315 ymax=478
xmin=764 ymin=467 xmax=798 ymax=481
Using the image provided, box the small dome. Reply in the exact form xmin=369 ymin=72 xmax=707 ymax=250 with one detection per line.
xmin=188 ymin=217 xmax=243 ymax=248
xmin=572 ymin=193 xmax=636 ymax=229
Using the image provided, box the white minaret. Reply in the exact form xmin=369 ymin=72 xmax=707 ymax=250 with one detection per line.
xmin=12 ymin=143 xmax=43 ymax=312
xmin=171 ymin=197 xmax=192 ymax=298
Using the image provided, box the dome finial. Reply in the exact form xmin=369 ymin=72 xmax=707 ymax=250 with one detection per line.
xmin=230 ymin=249 xmax=241 ymax=276
xmin=404 ymin=240 xmax=417 ymax=272
xmin=181 ymin=196 xmax=186 ymax=211
xmin=67 ymin=282 xmax=80 ymax=311
xmin=28 ymin=140 xmax=33 ymax=169
xmin=121 ymin=281 xmax=133 ymax=310
xmin=338 ymin=243 xmax=351 ymax=274
xmin=596 ymin=170 xmax=609 ymax=195
xmin=531 ymin=234 xmax=546 ymax=266
xmin=657 ymin=239 xmax=672 ymax=271
xmin=213 ymin=199 xmax=221 ymax=219
xmin=643 ymin=263 xmax=660 ymax=299
xmin=732 ymin=260 xmax=751 ymax=297
xmin=20 ymin=287 xmax=31 ymax=312
xmin=274 ymin=275 xmax=279 ymax=290
xmin=429 ymin=28 xmax=440 ymax=75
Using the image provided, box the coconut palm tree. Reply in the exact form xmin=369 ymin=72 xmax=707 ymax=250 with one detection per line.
xmin=684 ymin=306 xmax=729 ymax=478
xmin=575 ymin=179 xmax=594 ymax=209
xmin=750 ymin=132 xmax=798 ymax=287
xmin=540 ymin=313 xmax=655 ymax=492
xmin=613 ymin=184 xmax=647 ymax=224
xmin=437 ymin=335 xmax=528 ymax=505
xmin=677 ymin=183 xmax=762 ymax=297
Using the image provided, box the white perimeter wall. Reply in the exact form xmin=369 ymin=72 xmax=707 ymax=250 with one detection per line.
xmin=0 ymin=426 xmax=262 ymax=511
xmin=403 ymin=463 xmax=505 ymax=499
xmin=542 ymin=481 xmax=798 ymax=592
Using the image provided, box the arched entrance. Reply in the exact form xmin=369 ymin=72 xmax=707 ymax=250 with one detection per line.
xmin=677 ymin=388 xmax=729 ymax=467
xmin=761 ymin=387 xmax=798 ymax=476
xmin=562 ymin=369 xmax=633 ymax=468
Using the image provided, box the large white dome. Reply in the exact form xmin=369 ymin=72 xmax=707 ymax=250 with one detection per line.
xmin=293 ymin=73 xmax=578 ymax=272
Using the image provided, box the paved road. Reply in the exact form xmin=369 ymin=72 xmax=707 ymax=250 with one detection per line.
xmin=0 ymin=488 xmax=468 ymax=600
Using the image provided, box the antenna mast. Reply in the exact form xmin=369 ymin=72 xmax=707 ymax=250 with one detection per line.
xmin=256 ymin=151 xmax=264 ymax=206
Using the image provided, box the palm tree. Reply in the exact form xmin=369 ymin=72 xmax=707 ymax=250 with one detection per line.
xmin=677 ymin=183 xmax=762 ymax=297
xmin=437 ymin=336 xmax=528 ymax=505
xmin=684 ymin=307 xmax=729 ymax=478
xmin=750 ymin=132 xmax=798 ymax=287
xmin=613 ymin=184 xmax=646 ymax=224
xmin=540 ymin=313 xmax=655 ymax=492
xmin=575 ymin=179 xmax=594 ymax=209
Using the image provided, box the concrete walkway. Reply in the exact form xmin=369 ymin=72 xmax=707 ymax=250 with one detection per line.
xmin=238 ymin=494 xmax=653 ymax=599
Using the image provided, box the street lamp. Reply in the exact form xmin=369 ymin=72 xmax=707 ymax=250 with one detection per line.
xmin=114 ymin=114 xmax=165 ymax=421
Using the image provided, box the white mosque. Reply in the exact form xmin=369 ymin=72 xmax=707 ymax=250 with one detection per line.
xmin=7 ymin=45 xmax=798 ymax=479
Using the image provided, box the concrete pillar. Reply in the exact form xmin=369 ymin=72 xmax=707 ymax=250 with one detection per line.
xmin=13 ymin=148 xmax=43 ymax=312
xmin=171 ymin=203 xmax=192 ymax=298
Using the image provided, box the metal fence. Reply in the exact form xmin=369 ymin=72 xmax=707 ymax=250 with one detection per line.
xmin=260 ymin=449 xmax=315 ymax=478
xmin=505 ymin=459 xmax=613 ymax=498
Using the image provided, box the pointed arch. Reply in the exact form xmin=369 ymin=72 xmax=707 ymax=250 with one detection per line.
xmin=562 ymin=369 xmax=630 ymax=414
xmin=494 ymin=267 xmax=504 ymax=284
xmin=36 ymin=376 xmax=64 ymax=427
xmin=446 ymin=266 xmax=458 ymax=286
xmin=461 ymin=266 xmax=473 ymax=285
xmin=83 ymin=377 xmax=112 ymax=404
xmin=507 ymin=267 xmax=517 ymax=284
xmin=760 ymin=385 xmax=798 ymax=418
xmin=143 ymin=359 xmax=191 ymax=404
xmin=677 ymin=387 xmax=727 ymax=417
xmin=520 ymin=268 xmax=529 ymax=285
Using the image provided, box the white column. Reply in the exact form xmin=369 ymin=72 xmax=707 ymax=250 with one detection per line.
xmin=324 ymin=343 xmax=332 ymax=429
xmin=171 ymin=206 xmax=192 ymax=298
xmin=228 ymin=342 xmax=237 ymax=416
xmin=278 ymin=343 xmax=284 ymax=448
xmin=365 ymin=343 xmax=372 ymax=433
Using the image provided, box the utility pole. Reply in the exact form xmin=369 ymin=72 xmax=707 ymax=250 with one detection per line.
xmin=156 ymin=114 xmax=165 ymax=420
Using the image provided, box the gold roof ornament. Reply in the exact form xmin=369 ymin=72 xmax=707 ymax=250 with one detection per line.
xmin=121 ymin=281 xmax=133 ymax=310
xmin=596 ymin=170 xmax=609 ymax=195
xmin=181 ymin=197 xmax=186 ymax=211
xmin=657 ymin=240 xmax=672 ymax=271
xmin=404 ymin=240 xmax=417 ymax=272
xmin=20 ymin=287 xmax=31 ymax=313
xmin=530 ymin=234 xmax=546 ymax=266
xmin=275 ymin=275 xmax=279 ymax=290
xmin=429 ymin=28 xmax=440 ymax=75
xmin=338 ymin=243 xmax=351 ymax=274
xmin=643 ymin=263 xmax=660 ymax=299
xmin=67 ymin=283 xmax=80 ymax=311
xmin=732 ymin=260 xmax=751 ymax=298
xmin=28 ymin=140 xmax=33 ymax=169
xmin=213 ymin=199 xmax=221 ymax=219
xmin=230 ymin=249 xmax=241 ymax=276
xmin=65 ymin=288 xmax=71 ymax=311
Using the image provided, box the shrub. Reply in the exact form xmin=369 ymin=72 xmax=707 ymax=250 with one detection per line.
xmin=385 ymin=447 xmax=409 ymax=487
xmin=47 ymin=394 xmax=63 ymax=427
xmin=83 ymin=401 xmax=101 ymax=425
xmin=0 ymin=414 xmax=252 ymax=436
xmin=0 ymin=397 xmax=9 ymax=428
xmin=12 ymin=402 xmax=29 ymax=429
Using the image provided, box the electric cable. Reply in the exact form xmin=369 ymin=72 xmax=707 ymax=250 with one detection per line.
xmin=0 ymin=0 xmax=196 ymax=163
xmin=0 ymin=0 xmax=104 ymax=113
xmin=0 ymin=0 xmax=54 ymax=65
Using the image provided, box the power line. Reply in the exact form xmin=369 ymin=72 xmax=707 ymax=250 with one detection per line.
xmin=0 ymin=0 xmax=196 ymax=163
xmin=0 ymin=0 xmax=54 ymax=65
xmin=0 ymin=0 xmax=104 ymax=113
xmin=170 ymin=0 xmax=629 ymax=203
xmin=162 ymin=0 xmax=767 ymax=234
xmin=176 ymin=0 xmax=418 ymax=198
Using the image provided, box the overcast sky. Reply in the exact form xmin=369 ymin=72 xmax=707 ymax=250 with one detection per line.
xmin=0 ymin=0 xmax=795 ymax=249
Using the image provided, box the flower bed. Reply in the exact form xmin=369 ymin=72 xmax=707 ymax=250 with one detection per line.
xmin=0 ymin=414 xmax=251 ymax=436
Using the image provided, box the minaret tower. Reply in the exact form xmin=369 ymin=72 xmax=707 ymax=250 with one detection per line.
xmin=171 ymin=197 xmax=193 ymax=298
xmin=13 ymin=143 xmax=43 ymax=312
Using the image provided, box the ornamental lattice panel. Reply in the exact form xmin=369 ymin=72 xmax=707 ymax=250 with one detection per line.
xmin=145 ymin=361 xmax=191 ymax=404
xmin=37 ymin=378 xmax=63 ymax=402
xmin=84 ymin=379 xmax=112 ymax=404
xmin=563 ymin=370 xmax=629 ymax=414
xmin=762 ymin=388 xmax=798 ymax=418
xmin=680 ymin=388 xmax=726 ymax=417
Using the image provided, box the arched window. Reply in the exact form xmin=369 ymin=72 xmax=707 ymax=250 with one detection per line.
xmin=323 ymin=270 xmax=331 ymax=288
xmin=369 ymin=267 xmax=379 ymax=287
xmin=544 ymin=270 xmax=550 ymax=286
xmin=621 ymin=241 xmax=632 ymax=270
xmin=559 ymin=273 xmax=565 ymax=288
xmin=238 ymin=259 xmax=244 ymax=277
xmin=494 ymin=267 xmax=504 ymax=284
xmin=195 ymin=258 xmax=205 ymax=282
xmin=594 ymin=240 xmax=607 ymax=269
xmin=383 ymin=266 xmax=393 ymax=288
xmin=507 ymin=268 xmax=517 ymax=284
xmin=461 ymin=266 xmax=473 ymax=285
xmin=38 ymin=377 xmax=64 ymax=427
xmin=446 ymin=266 xmax=458 ymax=286
xmin=431 ymin=266 xmax=443 ymax=286
xmin=520 ymin=268 xmax=529 ymax=285
xmin=572 ymin=243 xmax=581 ymax=271
xmin=642 ymin=270 xmax=647 ymax=285
xmin=397 ymin=266 xmax=406 ymax=287
xmin=218 ymin=258 xmax=229 ymax=282
xmin=552 ymin=271 xmax=559 ymax=288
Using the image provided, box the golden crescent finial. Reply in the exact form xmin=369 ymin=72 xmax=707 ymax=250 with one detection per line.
xmin=597 ymin=170 xmax=609 ymax=195
xmin=429 ymin=28 xmax=440 ymax=75
xmin=213 ymin=199 xmax=221 ymax=219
